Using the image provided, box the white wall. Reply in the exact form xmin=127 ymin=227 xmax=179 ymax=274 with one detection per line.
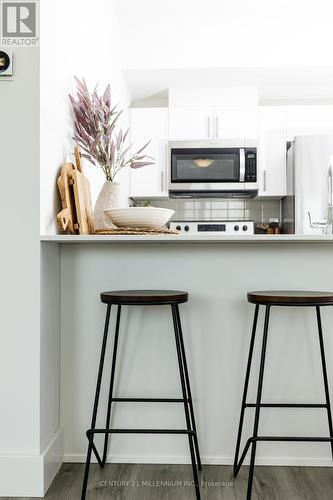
xmin=0 ymin=43 xmax=42 ymax=495
xmin=40 ymin=243 xmax=61 ymax=451
xmin=61 ymin=242 xmax=333 ymax=467
xmin=114 ymin=0 xmax=333 ymax=70
xmin=40 ymin=0 xmax=130 ymax=235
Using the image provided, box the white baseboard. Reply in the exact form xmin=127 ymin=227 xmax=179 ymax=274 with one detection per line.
xmin=0 ymin=428 xmax=63 ymax=497
xmin=43 ymin=428 xmax=63 ymax=494
xmin=63 ymin=452 xmax=333 ymax=468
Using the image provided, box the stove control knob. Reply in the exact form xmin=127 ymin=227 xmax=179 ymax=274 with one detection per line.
xmin=234 ymin=225 xmax=239 ymax=231
xmin=184 ymin=225 xmax=190 ymax=232
xmin=176 ymin=225 xmax=181 ymax=231
xmin=242 ymin=225 xmax=248 ymax=232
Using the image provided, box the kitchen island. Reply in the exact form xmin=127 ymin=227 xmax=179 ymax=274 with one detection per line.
xmin=41 ymin=236 xmax=333 ymax=473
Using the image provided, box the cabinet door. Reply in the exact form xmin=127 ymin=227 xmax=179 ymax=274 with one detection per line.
xmin=130 ymin=108 xmax=168 ymax=197
xmin=257 ymin=106 xmax=287 ymax=198
xmin=214 ymin=106 xmax=258 ymax=140
xmin=169 ymin=107 xmax=213 ymax=140
xmin=287 ymin=105 xmax=333 ymax=140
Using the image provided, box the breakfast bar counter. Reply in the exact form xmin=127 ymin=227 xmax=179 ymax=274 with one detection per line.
xmin=41 ymin=234 xmax=333 ymax=243
xmin=41 ymin=236 xmax=333 ymax=471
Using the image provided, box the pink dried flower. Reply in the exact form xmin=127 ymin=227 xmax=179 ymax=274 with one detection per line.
xmin=69 ymin=77 xmax=154 ymax=181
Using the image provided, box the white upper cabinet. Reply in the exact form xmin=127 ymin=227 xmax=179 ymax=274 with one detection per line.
xmin=130 ymin=108 xmax=168 ymax=198
xmin=257 ymin=107 xmax=287 ymax=198
xmin=257 ymin=105 xmax=333 ymax=198
xmin=169 ymin=106 xmax=258 ymax=141
xmin=286 ymin=105 xmax=333 ymax=140
xmin=168 ymin=107 xmax=213 ymax=140
xmin=213 ymin=106 xmax=258 ymax=140
xmin=129 ymin=102 xmax=333 ymax=199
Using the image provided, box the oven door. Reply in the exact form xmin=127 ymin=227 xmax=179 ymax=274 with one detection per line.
xmin=169 ymin=146 xmax=245 ymax=192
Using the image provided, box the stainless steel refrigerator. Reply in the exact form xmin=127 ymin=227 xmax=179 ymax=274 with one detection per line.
xmin=282 ymin=135 xmax=333 ymax=234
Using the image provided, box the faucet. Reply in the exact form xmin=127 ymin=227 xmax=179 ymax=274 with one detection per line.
xmin=308 ymin=158 xmax=333 ymax=234
xmin=308 ymin=211 xmax=328 ymax=233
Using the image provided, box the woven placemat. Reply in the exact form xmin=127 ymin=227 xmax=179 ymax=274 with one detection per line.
xmin=95 ymin=227 xmax=179 ymax=235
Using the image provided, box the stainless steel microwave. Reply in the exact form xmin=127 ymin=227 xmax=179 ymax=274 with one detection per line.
xmin=168 ymin=140 xmax=258 ymax=197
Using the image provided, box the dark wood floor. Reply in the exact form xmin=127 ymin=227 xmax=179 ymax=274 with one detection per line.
xmin=8 ymin=463 xmax=333 ymax=499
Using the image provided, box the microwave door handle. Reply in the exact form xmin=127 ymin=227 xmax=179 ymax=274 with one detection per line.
xmin=239 ymin=148 xmax=245 ymax=182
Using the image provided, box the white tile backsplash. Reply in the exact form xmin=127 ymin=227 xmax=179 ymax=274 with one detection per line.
xmin=228 ymin=201 xmax=244 ymax=209
xmin=211 ymin=210 xmax=228 ymax=220
xmin=194 ymin=208 xmax=211 ymax=220
xmin=180 ymin=201 xmax=195 ymax=210
xmin=133 ymin=198 xmax=281 ymax=225
xmin=173 ymin=211 xmax=194 ymax=221
xmin=228 ymin=209 xmax=246 ymax=219
xmin=211 ymin=201 xmax=228 ymax=209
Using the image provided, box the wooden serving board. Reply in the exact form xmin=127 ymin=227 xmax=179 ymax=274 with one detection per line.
xmin=57 ymin=163 xmax=77 ymax=233
xmin=71 ymin=169 xmax=94 ymax=234
xmin=56 ymin=148 xmax=94 ymax=234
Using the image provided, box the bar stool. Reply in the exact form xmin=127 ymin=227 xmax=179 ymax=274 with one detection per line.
xmin=233 ymin=291 xmax=333 ymax=500
xmin=81 ymin=290 xmax=201 ymax=500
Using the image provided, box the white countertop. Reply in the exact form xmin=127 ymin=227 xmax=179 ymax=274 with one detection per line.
xmin=40 ymin=234 xmax=333 ymax=243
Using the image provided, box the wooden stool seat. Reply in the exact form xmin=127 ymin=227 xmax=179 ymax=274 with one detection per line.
xmin=101 ymin=290 xmax=188 ymax=305
xmin=248 ymin=290 xmax=333 ymax=306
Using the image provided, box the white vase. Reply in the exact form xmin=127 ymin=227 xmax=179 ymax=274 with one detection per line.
xmin=94 ymin=181 xmax=121 ymax=229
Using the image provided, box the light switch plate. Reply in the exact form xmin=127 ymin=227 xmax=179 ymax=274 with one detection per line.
xmin=0 ymin=50 xmax=13 ymax=76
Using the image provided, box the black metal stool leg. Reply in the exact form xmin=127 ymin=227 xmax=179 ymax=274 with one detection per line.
xmin=233 ymin=304 xmax=259 ymax=477
xmin=316 ymin=306 xmax=333 ymax=461
xmin=175 ymin=304 xmax=202 ymax=471
xmin=101 ymin=305 xmax=122 ymax=467
xmin=81 ymin=304 xmax=112 ymax=500
xmin=171 ymin=304 xmax=201 ymax=500
xmin=246 ymin=305 xmax=271 ymax=500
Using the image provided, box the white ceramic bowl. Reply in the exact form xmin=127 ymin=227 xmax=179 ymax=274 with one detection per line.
xmin=104 ymin=207 xmax=175 ymax=229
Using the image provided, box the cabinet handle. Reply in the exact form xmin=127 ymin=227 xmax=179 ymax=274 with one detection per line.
xmin=215 ymin=116 xmax=219 ymax=138
xmin=161 ymin=170 xmax=164 ymax=192
xmin=263 ymin=170 xmax=267 ymax=191
xmin=206 ymin=116 xmax=211 ymax=138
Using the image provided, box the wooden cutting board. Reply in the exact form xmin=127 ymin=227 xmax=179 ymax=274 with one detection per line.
xmin=57 ymin=163 xmax=77 ymax=233
xmin=71 ymin=168 xmax=94 ymax=234
xmin=56 ymin=148 xmax=94 ymax=234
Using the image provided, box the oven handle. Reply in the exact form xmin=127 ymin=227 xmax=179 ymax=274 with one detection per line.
xmin=239 ymin=148 xmax=245 ymax=182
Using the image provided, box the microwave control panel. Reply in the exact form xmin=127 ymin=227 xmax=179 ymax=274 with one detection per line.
xmin=245 ymin=149 xmax=257 ymax=182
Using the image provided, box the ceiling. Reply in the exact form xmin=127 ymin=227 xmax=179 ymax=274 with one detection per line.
xmin=113 ymin=0 xmax=333 ymax=103
xmin=114 ymin=0 xmax=333 ymax=70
